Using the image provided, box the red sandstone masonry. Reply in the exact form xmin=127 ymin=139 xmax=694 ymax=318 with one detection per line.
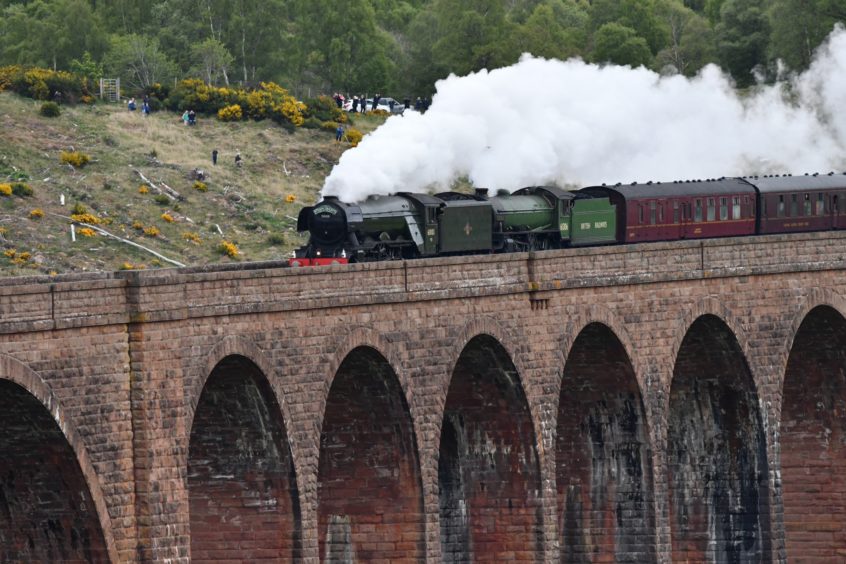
xmin=0 ymin=232 xmax=844 ymax=562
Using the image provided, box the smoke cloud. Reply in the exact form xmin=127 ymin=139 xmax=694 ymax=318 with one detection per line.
xmin=322 ymin=25 xmax=846 ymax=202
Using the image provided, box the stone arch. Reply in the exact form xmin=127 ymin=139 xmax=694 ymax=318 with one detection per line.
xmin=779 ymin=289 xmax=846 ymax=562
xmin=316 ymin=341 xmax=424 ymax=562
xmin=0 ymin=354 xmax=118 ymax=563
xmin=666 ymin=296 xmax=759 ymax=403
xmin=667 ymin=312 xmax=771 ymax=563
xmin=438 ymin=321 xmax=543 ymax=562
xmin=314 ymin=325 xmax=416 ymax=442
xmin=556 ymin=311 xmax=656 ymax=562
xmin=187 ymin=337 xmax=301 ymax=562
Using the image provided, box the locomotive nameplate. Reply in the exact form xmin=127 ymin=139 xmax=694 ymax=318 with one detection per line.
xmin=314 ymin=205 xmax=338 ymax=216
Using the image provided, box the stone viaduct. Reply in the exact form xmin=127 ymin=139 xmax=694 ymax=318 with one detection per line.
xmin=0 ymin=230 xmax=845 ymax=563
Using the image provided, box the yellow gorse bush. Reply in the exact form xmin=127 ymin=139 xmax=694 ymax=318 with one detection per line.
xmin=77 ymin=227 xmax=96 ymax=237
xmin=193 ymin=181 xmax=208 ymax=192
xmin=138 ymin=185 xmax=149 ymax=194
xmin=143 ymin=226 xmax=160 ymax=237
xmin=161 ymin=213 xmax=174 ymax=223
xmin=60 ymin=151 xmax=91 ymax=168
xmin=29 ymin=208 xmax=44 ymax=219
xmin=182 ymin=231 xmax=202 ymax=244
xmin=217 ymin=240 xmax=239 ymax=258
xmin=217 ymin=104 xmax=242 ymax=121
xmin=0 ymin=184 xmax=11 ymax=197
xmin=346 ymin=128 xmax=364 ymax=147
xmin=71 ymin=212 xmax=101 ymax=224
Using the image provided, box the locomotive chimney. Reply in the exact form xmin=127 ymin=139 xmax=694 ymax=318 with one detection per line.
xmin=474 ymin=188 xmax=489 ymax=199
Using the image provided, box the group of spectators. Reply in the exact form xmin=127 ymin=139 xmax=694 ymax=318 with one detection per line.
xmin=331 ymin=92 xmax=431 ymax=113
xmin=127 ymin=94 xmax=152 ymax=116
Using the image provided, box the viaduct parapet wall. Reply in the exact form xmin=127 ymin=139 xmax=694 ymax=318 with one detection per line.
xmin=0 ymin=231 xmax=844 ymax=563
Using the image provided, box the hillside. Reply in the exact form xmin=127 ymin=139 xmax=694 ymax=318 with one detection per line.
xmin=0 ymin=93 xmax=386 ymax=276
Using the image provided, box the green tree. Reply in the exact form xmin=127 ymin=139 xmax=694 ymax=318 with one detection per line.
xmin=297 ymin=0 xmax=394 ymax=93
xmin=590 ymin=0 xmax=670 ymax=54
xmin=430 ymin=0 xmax=516 ymax=75
xmin=104 ymin=33 xmax=179 ymax=90
xmin=593 ymin=22 xmax=653 ymax=67
xmin=70 ymin=52 xmax=105 ymax=81
xmin=190 ymin=38 xmax=234 ymax=85
xmin=768 ymin=0 xmax=841 ymax=71
xmin=715 ymin=0 xmax=769 ymax=87
xmin=508 ymin=0 xmax=590 ymax=61
xmin=654 ymin=0 xmax=715 ymax=75
xmin=0 ymin=0 xmax=107 ymax=70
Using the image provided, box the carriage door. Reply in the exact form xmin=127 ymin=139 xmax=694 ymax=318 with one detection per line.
xmin=834 ymin=195 xmax=841 ymax=230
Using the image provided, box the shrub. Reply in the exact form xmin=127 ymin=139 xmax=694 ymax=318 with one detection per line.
xmin=192 ymin=181 xmax=208 ymax=192
xmin=217 ymin=240 xmax=239 ymax=258
xmin=285 ymin=194 xmax=296 ymax=203
xmin=0 ymin=184 xmax=11 ymax=197
xmin=304 ymin=95 xmax=346 ymax=123
xmin=29 ymin=208 xmax=44 ymax=219
xmin=368 ymin=109 xmax=390 ymax=117
xmin=138 ymin=185 xmax=149 ymax=194
xmin=302 ymin=117 xmax=322 ymax=129
xmin=10 ymin=182 xmax=33 ymax=197
xmin=60 ymin=151 xmax=91 ymax=168
xmin=4 ymin=249 xmax=16 ymax=258
xmin=71 ymin=202 xmax=87 ymax=215
xmin=132 ymin=220 xmax=144 ymax=230
xmin=143 ymin=226 xmax=160 ymax=237
xmin=153 ymin=194 xmax=170 ymax=205
xmin=7 ymin=67 xmax=88 ymax=102
xmin=161 ymin=213 xmax=174 ymax=223
xmin=119 ymin=262 xmax=146 ymax=270
xmin=345 ymin=128 xmax=363 ymax=147
xmin=217 ymin=104 xmax=242 ymax=121
xmin=321 ymin=120 xmax=340 ymax=132
xmin=182 ymin=231 xmax=201 ymax=244
xmin=77 ymin=227 xmax=96 ymax=237
xmin=267 ymin=232 xmax=286 ymax=246
xmin=40 ymin=101 xmax=61 ymax=117
xmin=71 ymin=212 xmax=101 ymax=224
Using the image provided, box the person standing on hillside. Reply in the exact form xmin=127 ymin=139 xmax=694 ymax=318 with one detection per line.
xmin=212 ymin=149 xmax=218 ymax=165
xmin=335 ymin=124 xmax=344 ymax=142
xmin=235 ymin=151 xmax=242 ymax=168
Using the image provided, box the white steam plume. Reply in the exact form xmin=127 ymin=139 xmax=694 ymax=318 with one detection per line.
xmin=322 ymin=26 xmax=846 ymax=202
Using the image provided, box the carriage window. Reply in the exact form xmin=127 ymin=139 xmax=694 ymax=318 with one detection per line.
xmin=733 ymin=197 xmax=741 ymax=219
xmin=817 ymin=193 xmax=825 ymax=215
xmin=707 ymin=198 xmax=715 ymax=221
xmin=720 ymin=197 xmax=728 ymax=220
xmin=427 ymin=208 xmax=437 ymax=223
xmin=835 ymin=195 xmax=839 ymax=212
xmin=650 ymin=201 xmax=656 ymax=225
xmin=673 ymin=201 xmax=679 ymax=223
xmin=804 ymin=193 xmax=812 ymax=215
xmin=778 ymin=196 xmax=785 ymax=217
xmin=639 ymin=205 xmax=644 ymax=224
xmin=791 ymin=194 xmax=798 ymax=216
xmin=694 ymin=199 xmax=702 ymax=222
xmin=659 ymin=203 xmax=664 ymax=223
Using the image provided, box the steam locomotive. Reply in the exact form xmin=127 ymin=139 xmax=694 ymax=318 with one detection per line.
xmin=290 ymin=173 xmax=846 ymax=266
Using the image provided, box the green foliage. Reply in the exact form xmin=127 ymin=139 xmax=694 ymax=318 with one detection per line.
xmin=5 ymin=67 xmax=87 ymax=102
xmin=11 ymin=182 xmax=34 ymax=197
xmin=654 ymin=0 xmax=715 ymax=75
xmin=716 ymin=0 xmax=770 ymax=87
xmin=768 ymin=0 xmax=841 ymax=71
xmin=304 ymin=95 xmax=346 ymax=123
xmin=507 ymin=1 xmax=590 ymax=62
xmin=590 ymin=0 xmax=670 ymax=54
xmin=593 ymin=22 xmax=653 ymax=67
xmin=190 ymin=38 xmax=234 ymax=86
xmin=153 ymin=194 xmax=170 ymax=205
xmin=39 ymin=101 xmax=61 ymax=117
xmin=104 ymin=34 xmax=178 ymax=91
xmin=69 ymin=52 xmax=103 ymax=81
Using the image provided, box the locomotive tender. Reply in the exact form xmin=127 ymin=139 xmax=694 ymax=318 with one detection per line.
xmin=291 ymin=173 xmax=846 ymax=266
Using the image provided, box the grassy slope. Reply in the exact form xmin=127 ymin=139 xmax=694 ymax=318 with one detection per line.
xmin=0 ymin=92 xmax=386 ymax=276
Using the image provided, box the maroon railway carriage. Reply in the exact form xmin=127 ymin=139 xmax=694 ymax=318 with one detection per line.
xmin=580 ymin=178 xmax=757 ymax=243
xmin=749 ymin=173 xmax=846 ymax=235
